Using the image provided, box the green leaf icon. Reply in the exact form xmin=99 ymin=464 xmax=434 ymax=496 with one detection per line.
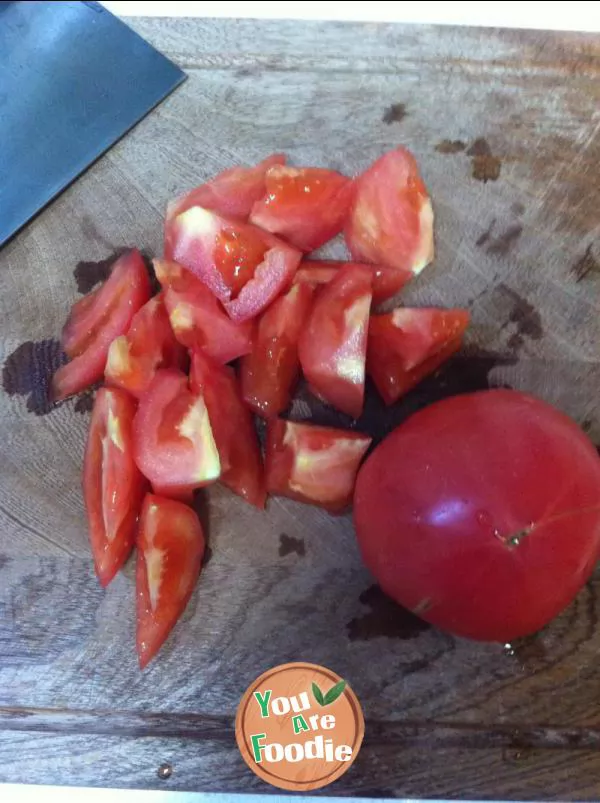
xmin=312 ymin=682 xmax=325 ymax=706
xmin=324 ymin=679 xmax=347 ymax=705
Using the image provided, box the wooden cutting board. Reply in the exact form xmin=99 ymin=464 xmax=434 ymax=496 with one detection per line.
xmin=1 ymin=16 xmax=599 ymax=799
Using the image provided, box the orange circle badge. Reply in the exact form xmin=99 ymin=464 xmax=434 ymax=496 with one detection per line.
xmin=236 ymin=662 xmax=364 ymax=791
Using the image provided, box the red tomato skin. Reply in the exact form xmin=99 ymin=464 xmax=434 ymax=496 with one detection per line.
xmin=295 ymin=260 xmax=412 ymax=305
xmin=154 ymin=259 xmax=252 ymax=364
xmin=345 ymin=147 xmax=434 ymax=274
xmin=266 ymin=419 xmax=371 ymax=512
xmin=190 ymin=351 xmax=266 ymax=508
xmin=354 ymin=390 xmax=600 ymax=642
xmin=164 ymin=154 xmax=286 ymax=258
xmin=367 ymin=309 xmax=470 ymax=405
xmin=298 ymin=264 xmax=373 ymax=419
xmin=136 ymin=494 xmax=205 ymax=668
xmin=133 ymin=369 xmax=221 ymax=492
xmin=105 ymin=294 xmax=187 ymax=399
xmin=170 ymin=207 xmax=301 ymax=322
xmin=240 ymin=283 xmax=315 ymax=417
xmin=83 ymin=387 xmax=145 ymax=587
xmin=53 ymin=250 xmax=151 ymax=401
xmin=249 ymin=165 xmax=354 ymax=252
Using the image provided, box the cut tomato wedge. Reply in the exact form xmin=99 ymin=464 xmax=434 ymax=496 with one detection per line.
xmin=249 ymin=165 xmax=354 ymax=252
xmin=83 ymin=387 xmax=145 ymax=587
xmin=294 ymin=259 xmax=412 ymax=305
xmin=240 ymin=283 xmax=314 ymax=418
xmin=136 ymin=494 xmax=205 ymax=669
xmin=367 ymin=308 xmax=470 ymax=405
xmin=154 ymin=259 xmax=252 ymax=364
xmin=105 ymin=294 xmax=187 ymax=398
xmin=345 ymin=147 xmax=434 ymax=274
xmin=165 ymin=154 xmax=286 ymax=258
xmin=170 ymin=207 xmax=301 ymax=322
xmin=133 ymin=369 xmax=221 ymax=499
xmin=52 ymin=249 xmax=151 ymax=401
xmin=190 ymin=351 xmax=266 ymax=508
xmin=265 ymin=419 xmax=371 ymax=512
xmin=298 ymin=264 xmax=372 ymax=418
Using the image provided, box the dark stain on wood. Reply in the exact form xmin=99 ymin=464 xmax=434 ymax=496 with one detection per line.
xmin=500 ymin=284 xmax=543 ymax=343
xmin=477 ymin=222 xmax=523 ymax=256
xmin=382 ymin=103 xmax=407 ymax=124
xmin=471 ymin=154 xmax=501 ymax=182
xmin=347 ymin=585 xmax=431 ymax=641
xmin=73 ymin=255 xmax=118 ymax=294
xmin=2 ymin=339 xmax=65 ymax=416
xmin=74 ymin=388 xmax=96 ymax=414
xmin=511 ymin=201 xmax=526 ymax=216
xmin=278 ymin=533 xmax=306 ymax=557
xmin=467 ymin=138 xmax=492 ymax=157
xmin=73 ymin=247 xmax=154 ymax=294
xmin=487 ymin=223 xmax=523 ymax=256
xmin=296 ymin=349 xmax=517 ymax=447
xmin=571 ymin=244 xmax=599 ymax=283
xmin=435 ymin=139 xmax=466 ymax=154
xmin=467 ymin=138 xmax=501 ymax=182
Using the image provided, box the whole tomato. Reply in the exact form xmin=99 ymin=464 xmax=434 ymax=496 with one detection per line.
xmin=354 ymin=389 xmax=600 ymax=641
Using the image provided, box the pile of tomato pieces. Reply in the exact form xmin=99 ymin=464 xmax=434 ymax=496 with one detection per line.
xmin=52 ymin=147 xmax=469 ymax=668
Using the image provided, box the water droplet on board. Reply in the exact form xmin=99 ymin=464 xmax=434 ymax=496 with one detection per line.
xmin=157 ymin=763 xmax=172 ymax=780
xmin=503 ymin=642 xmax=515 ymax=656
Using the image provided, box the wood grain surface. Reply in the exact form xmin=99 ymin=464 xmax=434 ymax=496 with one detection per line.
xmin=1 ymin=14 xmax=600 ymax=799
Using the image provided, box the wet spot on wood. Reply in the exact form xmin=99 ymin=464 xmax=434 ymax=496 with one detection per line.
xmin=581 ymin=419 xmax=593 ymax=433
xmin=279 ymin=533 xmax=306 ymax=557
xmin=435 ymin=139 xmax=466 ymax=154
xmin=467 ymin=139 xmax=501 ymax=182
xmin=477 ymin=222 xmax=522 ymax=256
xmin=511 ymin=201 xmax=525 ymax=216
xmin=382 ymin=103 xmax=407 ymax=124
xmin=294 ymin=349 xmax=516 ymax=447
xmin=73 ymin=247 xmax=154 ymax=294
xmin=471 ymin=154 xmax=501 ymax=182
xmin=202 ymin=546 xmax=213 ymax=568
xmin=347 ymin=585 xmax=431 ymax=641
xmin=571 ymin=244 xmax=599 ymax=283
xmin=73 ymin=249 xmax=128 ymax=294
xmin=500 ymin=284 xmax=543 ymax=343
xmin=467 ymin=138 xmax=491 ymax=157
xmin=511 ymin=633 xmax=549 ymax=664
xmin=74 ymin=389 xmax=96 ymax=414
xmin=2 ymin=339 xmax=65 ymax=415
xmin=487 ymin=224 xmax=523 ymax=256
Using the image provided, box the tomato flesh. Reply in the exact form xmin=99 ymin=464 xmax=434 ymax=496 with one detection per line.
xmin=83 ymin=387 xmax=145 ymax=586
xmin=250 ymin=165 xmax=354 ymax=252
xmin=294 ymin=260 xmax=412 ymax=305
xmin=240 ymin=283 xmax=314 ymax=418
xmin=105 ymin=294 xmax=187 ymax=398
xmin=367 ymin=308 xmax=470 ymax=405
xmin=53 ymin=249 xmax=151 ymax=401
xmin=298 ymin=264 xmax=372 ymax=418
xmin=136 ymin=494 xmax=205 ymax=668
xmin=154 ymin=259 xmax=252 ymax=364
xmin=345 ymin=147 xmax=434 ymax=274
xmin=133 ymin=369 xmax=221 ymax=498
xmin=354 ymin=389 xmax=600 ymax=641
xmin=190 ymin=351 xmax=266 ymax=508
xmin=165 ymin=154 xmax=286 ymax=258
xmin=171 ymin=207 xmax=302 ymax=322
xmin=266 ymin=419 xmax=371 ymax=512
